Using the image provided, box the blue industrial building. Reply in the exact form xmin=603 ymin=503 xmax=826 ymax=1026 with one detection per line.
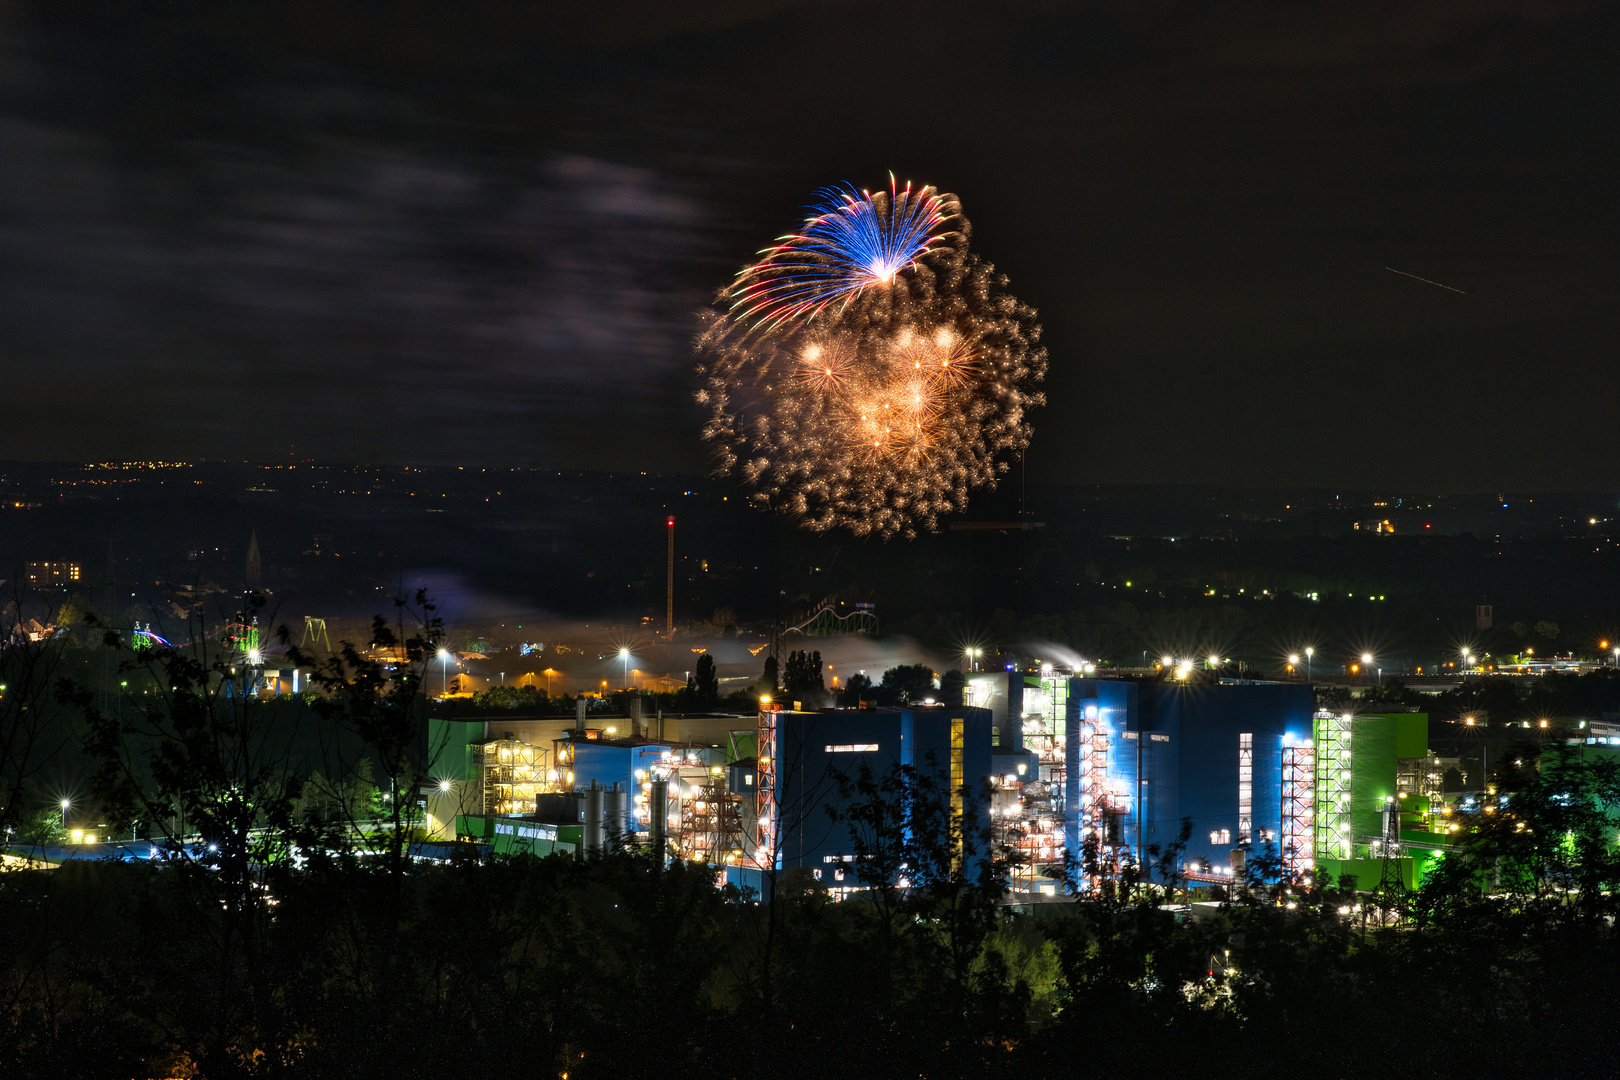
xmin=561 ymin=736 xmax=731 ymax=837
xmin=767 ymin=704 xmax=1007 ymax=879
xmin=566 ymin=738 xmax=678 ymax=811
xmin=541 ymin=676 xmax=1314 ymax=890
xmin=1064 ymin=678 xmax=1316 ymax=874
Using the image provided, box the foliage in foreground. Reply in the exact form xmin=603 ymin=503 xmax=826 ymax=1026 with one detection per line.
xmin=5 ymin=794 xmax=1620 ymax=1079
xmin=4 ymin=596 xmax=1620 ymax=1077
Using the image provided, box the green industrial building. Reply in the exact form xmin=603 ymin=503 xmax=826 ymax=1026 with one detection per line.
xmin=1310 ymin=711 xmax=1450 ymax=891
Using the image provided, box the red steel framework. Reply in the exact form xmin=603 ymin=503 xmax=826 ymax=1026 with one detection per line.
xmin=1077 ymin=713 xmax=1118 ymax=889
xmin=1281 ymin=744 xmax=1316 ymax=881
xmin=679 ymin=781 xmax=744 ymax=863
xmin=754 ymin=704 xmax=780 ymax=869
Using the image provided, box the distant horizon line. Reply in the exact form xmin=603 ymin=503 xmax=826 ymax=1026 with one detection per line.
xmin=0 ymin=459 xmax=1615 ymax=498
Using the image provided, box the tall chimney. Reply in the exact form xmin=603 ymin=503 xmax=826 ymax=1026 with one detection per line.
xmin=666 ymin=516 xmax=675 ymax=638
xmin=649 ymin=777 xmax=669 ymax=865
xmin=584 ymin=782 xmax=604 ymax=860
xmin=607 ymin=782 xmax=630 ymax=849
xmin=245 ymin=529 xmax=262 ymax=589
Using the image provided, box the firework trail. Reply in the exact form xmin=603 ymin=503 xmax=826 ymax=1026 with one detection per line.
xmin=696 ymin=178 xmax=1046 ymax=540
xmin=729 ymin=179 xmax=949 ymax=332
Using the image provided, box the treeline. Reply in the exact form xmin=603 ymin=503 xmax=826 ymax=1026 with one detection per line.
xmin=4 ymin=743 xmax=1620 ymax=1077
xmin=454 ymin=651 xmax=947 ymax=718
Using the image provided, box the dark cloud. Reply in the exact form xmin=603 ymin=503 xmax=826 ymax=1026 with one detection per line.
xmin=1 ymin=2 xmax=1616 ymax=490
xmin=0 ymin=22 xmax=713 ymax=466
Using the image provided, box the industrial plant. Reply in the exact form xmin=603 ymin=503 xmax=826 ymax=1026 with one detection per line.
xmin=422 ymin=666 xmax=1508 ymax=898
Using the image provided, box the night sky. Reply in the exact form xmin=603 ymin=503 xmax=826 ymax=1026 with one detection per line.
xmin=2 ymin=2 xmax=1616 ymax=492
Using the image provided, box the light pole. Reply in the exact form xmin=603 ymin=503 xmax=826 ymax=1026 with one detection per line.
xmin=59 ymin=798 xmax=70 ymax=830
xmin=1305 ymin=647 xmax=1313 ymax=682
xmin=620 ymin=647 xmax=631 ymax=691
xmin=1288 ymin=654 xmax=1300 ymax=679
xmin=1362 ymin=653 xmax=1375 ymax=687
xmin=1461 ymin=649 xmax=1472 ymax=675
xmin=438 ymin=649 xmax=450 ymax=696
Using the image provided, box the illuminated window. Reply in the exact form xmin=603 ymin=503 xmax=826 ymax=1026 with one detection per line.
xmin=824 ymin=743 xmax=879 ymax=753
xmin=1238 ymin=733 xmax=1253 ymax=844
xmin=1210 ymin=828 xmax=1232 ymax=845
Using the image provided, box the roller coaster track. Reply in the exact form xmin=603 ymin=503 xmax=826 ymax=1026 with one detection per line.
xmin=785 ymin=604 xmax=878 ymax=638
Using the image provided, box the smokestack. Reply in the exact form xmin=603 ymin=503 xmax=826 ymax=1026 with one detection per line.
xmin=607 ymin=782 xmax=630 ymax=849
xmin=575 ymin=695 xmax=587 ymax=734
xmin=584 ymin=782 xmax=604 ymax=859
xmin=629 ymin=692 xmax=644 ymax=738
xmin=1005 ymin=670 xmax=1026 ymax=751
xmin=649 ymin=777 xmax=669 ymax=865
xmin=245 ymin=529 xmax=262 ymax=589
xmin=666 ymin=516 xmax=675 ymax=638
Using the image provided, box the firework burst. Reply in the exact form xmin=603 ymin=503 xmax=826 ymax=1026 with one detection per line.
xmin=697 ymin=178 xmax=1046 ymax=540
xmin=729 ymin=177 xmax=950 ymax=332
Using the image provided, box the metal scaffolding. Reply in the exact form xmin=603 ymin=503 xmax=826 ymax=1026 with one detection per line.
xmin=1238 ymin=732 xmax=1254 ymax=844
xmin=1281 ymin=743 xmax=1315 ymax=880
xmin=1421 ymin=752 xmax=1446 ymax=831
xmin=476 ymin=737 xmax=551 ymax=816
xmin=1314 ymin=711 xmax=1353 ymax=861
xmin=677 ymin=781 xmax=744 ymax=863
xmin=993 ymin=674 xmax=1069 ymax=891
xmin=1075 ymin=703 xmax=1124 ymax=890
xmin=754 ymin=704 xmax=779 ymax=870
xmin=639 ymin=748 xmax=746 ymax=866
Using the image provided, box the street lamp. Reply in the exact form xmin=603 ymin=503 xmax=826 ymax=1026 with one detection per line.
xmin=1288 ymin=654 xmax=1300 ymax=679
xmin=1305 ymin=647 xmax=1313 ymax=681
xmin=1361 ymin=653 xmax=1376 ymax=686
xmin=438 ymin=648 xmax=450 ymax=696
xmin=619 ymin=647 xmax=631 ymax=690
xmin=1461 ymin=649 xmax=1472 ymax=674
xmin=59 ymin=798 xmax=70 ymax=829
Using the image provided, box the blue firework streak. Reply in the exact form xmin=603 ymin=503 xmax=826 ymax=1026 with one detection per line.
xmin=730 ymin=176 xmax=948 ymax=331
